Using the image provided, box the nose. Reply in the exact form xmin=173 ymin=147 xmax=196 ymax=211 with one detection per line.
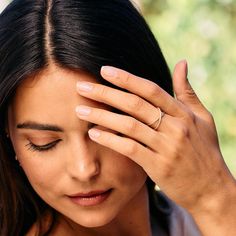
xmin=66 ymin=139 xmax=100 ymax=182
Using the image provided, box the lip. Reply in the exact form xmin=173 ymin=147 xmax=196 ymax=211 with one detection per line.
xmin=68 ymin=189 xmax=112 ymax=207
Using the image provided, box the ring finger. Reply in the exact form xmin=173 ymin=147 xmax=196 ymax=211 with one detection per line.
xmin=75 ymin=105 xmax=168 ymax=152
xmin=77 ymin=82 xmax=167 ymax=128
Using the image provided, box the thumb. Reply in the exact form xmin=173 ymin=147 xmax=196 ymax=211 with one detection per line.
xmin=173 ymin=60 xmax=209 ymax=116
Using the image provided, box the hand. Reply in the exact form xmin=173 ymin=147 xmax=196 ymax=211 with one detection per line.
xmin=76 ymin=61 xmax=235 ymax=212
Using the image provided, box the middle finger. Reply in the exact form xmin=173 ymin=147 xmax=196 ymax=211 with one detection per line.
xmin=77 ymin=81 xmax=164 ymax=127
xmin=75 ymin=105 xmax=166 ymax=152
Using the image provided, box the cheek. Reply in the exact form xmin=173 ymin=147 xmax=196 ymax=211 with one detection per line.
xmin=22 ymin=158 xmax=63 ymax=201
xmin=13 ymin=142 xmax=62 ymax=197
xmin=107 ymin=151 xmax=147 ymax=188
xmin=24 ymin=159 xmax=59 ymax=191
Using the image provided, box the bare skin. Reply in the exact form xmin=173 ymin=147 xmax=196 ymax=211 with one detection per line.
xmin=8 ymin=65 xmax=152 ymax=236
xmin=26 ymin=186 xmax=151 ymax=236
xmin=8 ymin=61 xmax=236 ymax=235
xmin=75 ymin=60 xmax=236 ymax=235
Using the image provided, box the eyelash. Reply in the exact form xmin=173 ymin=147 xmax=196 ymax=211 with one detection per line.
xmin=25 ymin=124 xmax=98 ymax=153
xmin=26 ymin=140 xmax=62 ymax=152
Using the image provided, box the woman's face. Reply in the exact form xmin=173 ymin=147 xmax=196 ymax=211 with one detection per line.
xmin=7 ymin=66 xmax=147 ymax=228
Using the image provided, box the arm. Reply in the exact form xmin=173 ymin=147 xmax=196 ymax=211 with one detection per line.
xmin=172 ymin=61 xmax=236 ymax=235
xmin=76 ymin=61 xmax=236 ymax=235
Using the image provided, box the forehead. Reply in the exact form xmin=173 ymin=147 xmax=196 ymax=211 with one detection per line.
xmin=16 ymin=66 xmax=96 ymax=95
xmin=8 ymin=66 xmax=103 ymax=131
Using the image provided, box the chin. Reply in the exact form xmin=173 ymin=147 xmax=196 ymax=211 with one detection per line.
xmin=66 ymin=209 xmax=118 ymax=228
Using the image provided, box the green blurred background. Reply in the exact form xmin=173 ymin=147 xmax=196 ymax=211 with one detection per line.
xmin=1 ymin=0 xmax=235 ymax=176
xmin=139 ymin=0 xmax=236 ymax=177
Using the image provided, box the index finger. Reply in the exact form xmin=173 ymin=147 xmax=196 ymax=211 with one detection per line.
xmin=100 ymin=66 xmax=185 ymax=117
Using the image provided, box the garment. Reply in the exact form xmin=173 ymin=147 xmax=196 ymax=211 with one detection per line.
xmin=151 ymin=191 xmax=202 ymax=236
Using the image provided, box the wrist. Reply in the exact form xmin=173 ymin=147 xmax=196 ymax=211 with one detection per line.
xmin=189 ymin=177 xmax=236 ymax=236
xmin=190 ymin=169 xmax=236 ymax=222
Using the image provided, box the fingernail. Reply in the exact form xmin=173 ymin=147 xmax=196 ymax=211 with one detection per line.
xmin=101 ymin=66 xmax=117 ymax=77
xmin=75 ymin=106 xmax=91 ymax=116
xmin=88 ymin=129 xmax=101 ymax=139
xmin=182 ymin=60 xmax=188 ymax=76
xmin=179 ymin=59 xmax=188 ymax=76
xmin=77 ymin=82 xmax=93 ymax=92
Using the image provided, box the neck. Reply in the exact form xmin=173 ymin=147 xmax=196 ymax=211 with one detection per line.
xmin=53 ymin=184 xmax=152 ymax=236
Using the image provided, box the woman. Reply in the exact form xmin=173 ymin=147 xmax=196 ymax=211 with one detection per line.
xmin=0 ymin=0 xmax=235 ymax=235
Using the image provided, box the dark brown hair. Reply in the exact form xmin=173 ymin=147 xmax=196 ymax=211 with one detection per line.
xmin=0 ymin=0 xmax=173 ymax=235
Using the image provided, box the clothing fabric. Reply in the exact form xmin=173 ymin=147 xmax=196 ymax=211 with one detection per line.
xmin=151 ymin=191 xmax=202 ymax=236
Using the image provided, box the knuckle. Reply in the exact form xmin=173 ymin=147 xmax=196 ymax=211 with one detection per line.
xmin=187 ymin=87 xmax=196 ymax=97
xmin=183 ymin=110 xmax=196 ymax=125
xmin=160 ymin=163 xmax=174 ymax=179
xmin=121 ymin=71 xmax=132 ymax=85
xmin=98 ymin=85 xmax=108 ymax=98
xmin=127 ymin=95 xmax=144 ymax=111
xmin=206 ymin=110 xmax=213 ymax=118
xmin=171 ymin=148 xmax=183 ymax=161
xmin=206 ymin=110 xmax=214 ymax=122
xmin=149 ymin=83 xmax=162 ymax=98
xmin=163 ymin=168 xmax=173 ymax=179
xmin=125 ymin=141 xmax=139 ymax=156
xmin=125 ymin=117 xmax=138 ymax=133
xmin=175 ymin=122 xmax=189 ymax=141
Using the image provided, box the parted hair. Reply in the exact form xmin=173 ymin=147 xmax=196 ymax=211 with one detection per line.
xmin=0 ymin=0 xmax=173 ymax=235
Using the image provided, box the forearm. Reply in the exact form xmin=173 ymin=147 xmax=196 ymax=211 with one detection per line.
xmin=189 ymin=175 xmax=236 ymax=236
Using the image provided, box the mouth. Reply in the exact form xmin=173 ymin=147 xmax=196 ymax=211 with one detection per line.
xmin=68 ymin=189 xmax=113 ymax=207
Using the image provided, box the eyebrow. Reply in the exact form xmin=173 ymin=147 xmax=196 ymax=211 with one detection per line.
xmin=17 ymin=121 xmax=64 ymax=132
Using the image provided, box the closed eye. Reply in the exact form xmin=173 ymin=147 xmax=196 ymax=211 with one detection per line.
xmin=25 ymin=139 xmax=62 ymax=152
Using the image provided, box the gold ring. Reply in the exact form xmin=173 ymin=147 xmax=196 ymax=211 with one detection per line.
xmin=148 ymin=107 xmax=165 ymax=130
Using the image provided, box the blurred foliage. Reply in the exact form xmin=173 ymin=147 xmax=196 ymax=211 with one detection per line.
xmin=0 ymin=0 xmax=9 ymax=13
xmin=142 ymin=0 xmax=236 ymax=176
